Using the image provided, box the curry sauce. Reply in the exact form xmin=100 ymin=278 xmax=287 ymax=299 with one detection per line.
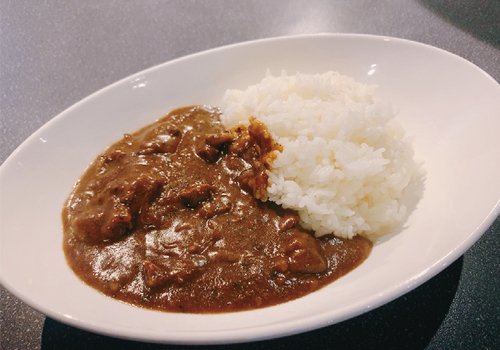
xmin=63 ymin=106 xmax=371 ymax=312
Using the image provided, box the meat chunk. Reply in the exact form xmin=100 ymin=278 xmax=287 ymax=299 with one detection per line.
xmin=205 ymin=132 xmax=234 ymax=148
xmin=278 ymin=214 xmax=300 ymax=232
xmin=139 ymin=188 xmax=178 ymax=227
xmin=101 ymin=201 xmax=133 ymax=237
xmin=72 ymin=201 xmax=132 ymax=243
xmin=114 ymin=175 xmax=163 ymax=217
xmin=101 ymin=150 xmax=127 ymax=165
xmin=237 ymin=167 xmax=268 ymax=200
xmin=271 ymin=256 xmax=289 ymax=273
xmin=228 ymin=127 xmax=252 ymax=155
xmin=229 ymin=118 xmax=282 ymax=200
xmin=196 ymin=143 xmax=220 ymax=163
xmin=247 ymin=117 xmax=282 ymax=162
xmin=198 ymin=195 xmax=232 ymax=219
xmin=137 ymin=135 xmax=181 ymax=155
xmin=72 ymin=175 xmax=162 ymax=242
xmin=197 ymin=132 xmax=235 ymax=163
xmin=142 ymin=259 xmax=201 ymax=288
xmin=285 ymin=231 xmax=327 ymax=273
xmin=137 ymin=126 xmax=182 ymax=155
xmin=211 ymin=250 xmax=241 ymax=263
xmin=142 ymin=260 xmax=168 ymax=288
xmin=179 ymin=183 xmax=213 ymax=208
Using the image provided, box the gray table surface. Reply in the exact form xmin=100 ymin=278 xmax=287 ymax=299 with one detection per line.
xmin=1 ymin=1 xmax=499 ymax=349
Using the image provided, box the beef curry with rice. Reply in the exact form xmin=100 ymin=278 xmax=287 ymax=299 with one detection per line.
xmin=63 ymin=106 xmax=371 ymax=312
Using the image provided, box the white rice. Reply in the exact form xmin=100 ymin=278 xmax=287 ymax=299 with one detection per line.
xmin=221 ymin=71 xmax=421 ymax=241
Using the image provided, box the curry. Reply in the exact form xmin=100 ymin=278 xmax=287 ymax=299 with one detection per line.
xmin=63 ymin=106 xmax=371 ymax=312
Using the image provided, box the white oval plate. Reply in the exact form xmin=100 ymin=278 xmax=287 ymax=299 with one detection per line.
xmin=1 ymin=34 xmax=499 ymax=344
